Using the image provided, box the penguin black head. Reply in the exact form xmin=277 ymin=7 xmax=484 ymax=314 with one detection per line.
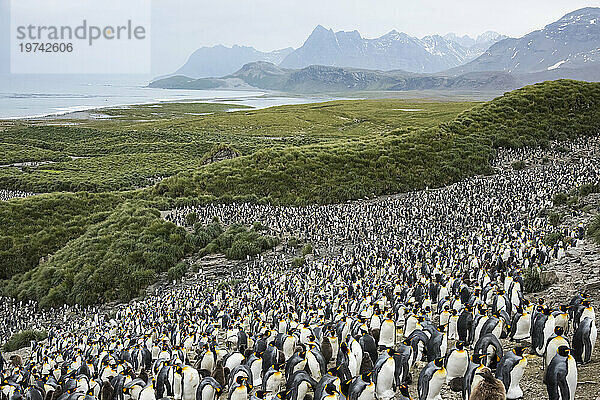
xmin=513 ymin=347 xmax=526 ymax=357
xmin=398 ymin=384 xmax=410 ymax=398
xmin=554 ymin=326 xmax=565 ymax=336
xmin=542 ymin=307 xmax=552 ymax=316
xmin=559 ymin=305 xmax=568 ymax=313
xmin=557 ymin=346 xmax=570 ymax=357
xmin=433 ymin=358 xmax=444 ymax=368
xmin=275 ymin=391 xmax=287 ymax=400
xmin=471 ymin=353 xmax=484 ymax=364
xmin=456 ymin=341 xmax=465 ymax=350
xmin=582 ymin=299 xmax=591 ymax=307
xmin=360 ymin=372 xmax=372 ymax=383
xmin=324 ymin=383 xmax=338 ymax=396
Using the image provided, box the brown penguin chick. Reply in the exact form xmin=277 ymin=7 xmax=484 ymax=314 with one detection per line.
xmin=212 ymin=359 xmax=226 ymax=388
xmin=100 ymin=380 xmax=114 ymax=400
xmin=9 ymin=355 xmax=22 ymax=368
xmin=321 ymin=336 xmax=333 ymax=364
xmin=470 ymin=368 xmax=506 ymax=400
xmin=48 ymin=386 xmax=62 ymax=400
xmin=138 ymin=369 xmax=149 ymax=385
xmin=359 ymin=352 xmax=373 ymax=375
xmin=371 ymin=328 xmax=380 ymax=344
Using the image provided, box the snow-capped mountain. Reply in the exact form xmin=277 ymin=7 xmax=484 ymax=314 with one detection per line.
xmin=453 ymin=7 xmax=600 ymax=74
xmin=279 ymin=25 xmax=505 ymax=73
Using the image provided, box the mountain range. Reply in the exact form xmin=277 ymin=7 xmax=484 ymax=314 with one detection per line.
xmin=152 ymin=7 xmax=600 ymax=92
xmin=173 ymin=28 xmax=506 ymax=79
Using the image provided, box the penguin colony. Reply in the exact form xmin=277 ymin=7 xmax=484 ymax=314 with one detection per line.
xmin=0 ymin=138 xmax=599 ymax=400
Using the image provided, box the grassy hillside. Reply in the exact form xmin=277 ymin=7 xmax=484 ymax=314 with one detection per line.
xmin=156 ymin=80 xmax=600 ymax=204
xmin=1 ymin=80 xmax=599 ymax=307
xmin=0 ymin=100 xmax=474 ymax=193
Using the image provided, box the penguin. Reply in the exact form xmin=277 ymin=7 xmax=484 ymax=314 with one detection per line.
xmin=285 ymin=351 xmax=307 ymax=381
xmin=509 ymin=307 xmax=530 ymax=341
xmin=378 ymin=315 xmax=395 ymax=348
xmin=463 ymin=353 xmax=486 ymax=400
xmin=316 ymin=383 xmax=339 ymax=400
xmin=196 ymin=377 xmax=221 ymax=400
xmin=545 ymin=346 xmax=577 ymax=400
xmin=474 ymin=334 xmax=503 ymax=370
xmin=496 ymin=347 xmax=527 ymax=400
xmin=445 ymin=341 xmax=469 ymax=387
xmin=544 ymin=326 xmax=569 ymax=371
xmin=448 ymin=310 xmax=460 ymax=340
xmin=285 ymin=371 xmax=317 ymax=400
xmin=229 ymin=376 xmax=252 ymax=400
xmin=396 ymin=385 xmax=412 ymax=400
xmin=100 ymin=381 xmax=113 ymax=400
xmin=417 ymin=358 xmax=446 ymax=400
xmin=262 ymin=364 xmax=284 ymax=393
xmin=212 ymin=360 xmax=226 ymax=389
xmin=470 ymin=368 xmax=506 ymax=400
xmin=346 ymin=373 xmax=375 ymax=400
xmin=532 ymin=307 xmax=555 ymax=357
xmin=372 ymin=349 xmax=397 ymax=400
xmin=572 ymin=317 xmax=597 ymax=365
xmin=457 ymin=305 xmax=474 ymax=344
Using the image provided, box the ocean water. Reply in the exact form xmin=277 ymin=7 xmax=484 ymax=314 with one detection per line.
xmin=0 ymin=74 xmax=337 ymax=119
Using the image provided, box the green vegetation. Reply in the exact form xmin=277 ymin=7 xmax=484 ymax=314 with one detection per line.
xmin=588 ymin=215 xmax=600 ymax=245
xmin=4 ymin=202 xmax=193 ymax=307
xmin=302 ymin=243 xmax=313 ymax=256
xmin=168 ymin=262 xmax=189 ymax=282
xmin=0 ymin=100 xmax=473 ymax=193
xmin=292 ymin=257 xmax=305 ymax=269
xmin=157 ymin=81 xmax=600 ymax=204
xmin=3 ymin=330 xmax=47 ymax=352
xmin=523 ymin=266 xmax=544 ymax=293
xmin=553 ymin=192 xmax=569 ymax=206
xmin=548 ymin=212 xmax=563 ymax=227
xmin=198 ymin=223 xmax=279 ymax=260
xmin=1 ymin=80 xmax=599 ymax=307
xmin=543 ymin=231 xmax=565 ymax=247
xmin=512 ymin=160 xmax=526 ymax=170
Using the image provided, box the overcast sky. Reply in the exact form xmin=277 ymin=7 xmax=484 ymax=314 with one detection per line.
xmin=151 ymin=0 xmax=598 ymax=75
xmin=1 ymin=0 xmax=598 ymax=76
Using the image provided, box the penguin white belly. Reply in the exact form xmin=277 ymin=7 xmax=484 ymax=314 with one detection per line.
xmin=375 ymin=358 xmax=395 ymax=400
xmin=506 ymin=357 xmax=527 ymax=399
xmin=439 ymin=312 xmax=450 ymax=328
xmin=565 ymin=356 xmax=577 ymax=400
xmin=329 ymin=337 xmax=339 ymax=360
xmin=491 ymin=321 xmax=503 ymax=340
xmin=230 ymin=386 xmax=248 ymax=400
xmin=348 ymin=352 xmax=359 ymax=376
xmin=307 ymin=352 xmax=322 ymax=380
xmin=225 ymin=353 xmax=244 ymax=371
xmin=265 ymin=371 xmax=283 ymax=393
xmin=201 ymin=353 xmax=214 ymax=372
xmin=513 ymin=314 xmax=531 ymax=340
xmin=283 ymin=337 xmax=296 ymax=360
xmin=251 ymin=360 xmax=263 ymax=386
xmin=357 ymin=382 xmax=375 ymax=400
xmin=448 ymin=317 xmax=459 ymax=340
xmin=426 ymin=369 xmax=446 ymax=400
xmin=139 ymin=387 xmax=156 ymax=400
xmin=200 ymin=385 xmax=215 ymax=400
xmin=539 ymin=317 xmax=556 ymax=354
xmin=379 ymin=320 xmax=395 ymax=347
xmin=474 ymin=317 xmax=488 ymax=344
xmin=446 ymin=350 xmax=468 ymax=382
xmin=545 ymin=337 xmax=568 ymax=369
xmin=296 ymin=381 xmax=309 ymax=400
xmin=182 ymin=367 xmax=200 ymax=400
xmin=591 ymin=322 xmax=598 ymax=359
